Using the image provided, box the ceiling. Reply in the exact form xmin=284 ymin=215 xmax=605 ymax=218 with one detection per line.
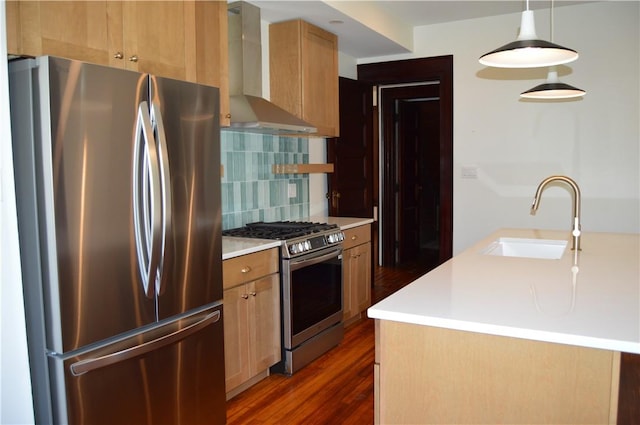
xmin=243 ymin=1 xmax=594 ymax=58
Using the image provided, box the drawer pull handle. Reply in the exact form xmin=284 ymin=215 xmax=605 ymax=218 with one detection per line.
xmin=241 ymin=293 xmax=249 ymax=299
xmin=249 ymin=292 xmax=257 ymax=297
xmin=129 ymin=55 xmax=139 ymax=63
xmin=351 ymin=235 xmax=358 ymax=241
xmin=241 ymin=266 xmax=252 ymax=273
xmin=114 ymin=52 xmax=124 ymax=59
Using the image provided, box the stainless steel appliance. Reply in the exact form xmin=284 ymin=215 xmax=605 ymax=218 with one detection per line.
xmin=223 ymin=221 xmax=344 ymax=375
xmin=9 ymin=56 xmax=226 ymax=424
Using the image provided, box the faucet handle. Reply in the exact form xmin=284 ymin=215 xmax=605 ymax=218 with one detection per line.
xmin=572 ymin=217 xmax=581 ymax=237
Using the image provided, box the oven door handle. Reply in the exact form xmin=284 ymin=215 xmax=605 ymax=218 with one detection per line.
xmin=289 ymin=247 xmax=343 ymax=272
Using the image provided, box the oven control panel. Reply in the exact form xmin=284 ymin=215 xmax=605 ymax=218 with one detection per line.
xmin=284 ymin=231 xmax=344 ymax=257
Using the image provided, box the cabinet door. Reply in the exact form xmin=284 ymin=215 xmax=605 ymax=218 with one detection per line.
xmin=354 ymin=242 xmax=372 ymax=312
xmin=343 ymin=247 xmax=355 ymax=321
xmin=223 ymin=284 xmax=251 ymax=392
xmin=344 ymin=242 xmax=372 ymax=323
xmin=300 ymin=21 xmax=339 ymax=137
xmin=7 ymin=1 xmax=122 ymax=67
xmin=121 ymin=1 xmax=193 ymax=80
xmin=193 ymin=0 xmax=230 ymax=127
xmin=269 ymin=20 xmax=339 ymax=137
xmin=251 ymin=274 xmax=281 ymax=372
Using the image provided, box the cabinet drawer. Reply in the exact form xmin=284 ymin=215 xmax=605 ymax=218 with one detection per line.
xmin=343 ymin=224 xmax=371 ymax=250
xmin=223 ymin=248 xmax=279 ymax=289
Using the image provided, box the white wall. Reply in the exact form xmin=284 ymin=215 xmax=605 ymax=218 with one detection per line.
xmin=359 ymin=1 xmax=639 ymax=253
xmin=338 ymin=51 xmax=357 ymax=80
xmin=0 ymin=2 xmax=36 ymax=423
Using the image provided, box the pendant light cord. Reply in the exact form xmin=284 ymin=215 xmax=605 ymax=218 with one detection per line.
xmin=550 ymin=0 xmax=556 ymax=73
xmin=551 ymin=0 xmax=555 ymax=41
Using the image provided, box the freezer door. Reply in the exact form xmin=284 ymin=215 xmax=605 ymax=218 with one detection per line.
xmin=14 ymin=57 xmax=157 ymax=353
xmin=150 ymin=76 xmax=223 ymax=319
xmin=51 ymin=304 xmax=226 ymax=425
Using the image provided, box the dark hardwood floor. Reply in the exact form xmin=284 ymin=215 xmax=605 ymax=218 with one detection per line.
xmin=226 ymin=253 xmax=640 ymax=424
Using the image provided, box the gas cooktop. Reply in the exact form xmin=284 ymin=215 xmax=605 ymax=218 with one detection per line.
xmin=222 ymin=221 xmax=338 ymax=240
xmin=222 ymin=221 xmax=344 ymax=258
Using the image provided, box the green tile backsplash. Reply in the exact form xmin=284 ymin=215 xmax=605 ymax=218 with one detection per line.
xmin=220 ymin=131 xmax=309 ymax=229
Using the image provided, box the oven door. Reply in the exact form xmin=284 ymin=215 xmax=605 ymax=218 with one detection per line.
xmin=282 ymin=246 xmax=343 ymax=350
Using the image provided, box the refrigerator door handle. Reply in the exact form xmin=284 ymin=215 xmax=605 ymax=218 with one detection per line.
xmin=69 ymin=309 xmax=221 ymax=376
xmin=133 ymin=101 xmax=162 ymax=298
xmin=149 ymin=101 xmax=172 ymax=296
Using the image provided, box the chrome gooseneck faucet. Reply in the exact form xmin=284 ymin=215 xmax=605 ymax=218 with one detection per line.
xmin=531 ymin=175 xmax=582 ymax=251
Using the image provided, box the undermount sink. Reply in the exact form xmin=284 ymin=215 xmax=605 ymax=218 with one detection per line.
xmin=482 ymin=237 xmax=568 ymax=260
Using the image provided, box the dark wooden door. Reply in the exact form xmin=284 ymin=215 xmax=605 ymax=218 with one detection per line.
xmin=359 ymin=56 xmax=453 ymax=267
xmin=398 ymin=99 xmax=421 ymax=262
xmin=399 ymin=99 xmax=441 ymax=263
xmin=327 ymin=77 xmax=374 ymax=217
xmin=381 ymin=84 xmax=440 ymax=264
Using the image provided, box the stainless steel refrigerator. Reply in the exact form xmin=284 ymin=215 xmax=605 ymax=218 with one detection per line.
xmin=9 ymin=56 xmax=226 ymax=424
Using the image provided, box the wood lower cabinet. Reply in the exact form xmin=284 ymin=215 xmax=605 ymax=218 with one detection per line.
xmin=342 ymin=224 xmax=372 ymax=325
xmin=223 ymin=248 xmax=281 ymax=398
xmin=6 ymin=0 xmax=230 ymax=126
xmin=269 ymin=19 xmax=339 ymax=137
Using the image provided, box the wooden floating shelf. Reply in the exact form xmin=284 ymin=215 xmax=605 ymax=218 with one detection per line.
xmin=272 ymin=163 xmax=334 ymax=174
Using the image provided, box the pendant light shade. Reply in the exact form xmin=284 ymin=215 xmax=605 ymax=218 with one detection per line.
xmin=521 ymin=68 xmax=585 ymax=99
xmin=479 ymin=9 xmax=578 ymax=68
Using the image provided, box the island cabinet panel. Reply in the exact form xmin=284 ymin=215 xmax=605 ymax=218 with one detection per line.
xmin=342 ymin=224 xmax=372 ymax=325
xmin=375 ymin=320 xmax=621 ymax=424
xmin=269 ymin=19 xmax=339 ymax=137
xmin=6 ymin=0 xmax=230 ymax=127
xmin=223 ymin=248 xmax=281 ymax=399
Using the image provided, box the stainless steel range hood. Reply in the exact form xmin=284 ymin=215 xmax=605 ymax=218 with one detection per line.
xmin=228 ymin=2 xmax=316 ymax=134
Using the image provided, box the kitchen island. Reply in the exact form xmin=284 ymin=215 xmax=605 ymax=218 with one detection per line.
xmin=368 ymin=228 xmax=639 ymax=424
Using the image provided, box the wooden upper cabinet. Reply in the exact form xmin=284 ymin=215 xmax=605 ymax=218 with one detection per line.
xmin=6 ymin=0 xmax=230 ymax=127
xmin=121 ymin=1 xmax=190 ymax=79
xmin=194 ymin=1 xmax=230 ymax=127
xmin=269 ymin=20 xmax=339 ymax=138
xmin=6 ymin=1 xmax=119 ymax=66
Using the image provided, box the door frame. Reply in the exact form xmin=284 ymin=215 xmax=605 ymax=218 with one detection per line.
xmin=358 ymin=55 xmax=453 ymax=266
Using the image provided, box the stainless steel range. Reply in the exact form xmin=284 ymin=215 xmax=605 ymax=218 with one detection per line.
xmin=223 ymin=221 xmax=345 ymax=374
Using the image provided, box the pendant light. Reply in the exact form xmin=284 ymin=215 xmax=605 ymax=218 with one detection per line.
xmin=520 ymin=67 xmax=586 ymax=99
xmin=520 ymin=2 xmax=585 ymax=99
xmin=479 ymin=0 xmax=578 ymax=68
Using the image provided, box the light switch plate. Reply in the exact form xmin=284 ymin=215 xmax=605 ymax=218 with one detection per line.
xmin=461 ymin=166 xmax=478 ymax=179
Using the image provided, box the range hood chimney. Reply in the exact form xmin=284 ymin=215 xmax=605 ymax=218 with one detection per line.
xmin=227 ymin=2 xmax=316 ymax=134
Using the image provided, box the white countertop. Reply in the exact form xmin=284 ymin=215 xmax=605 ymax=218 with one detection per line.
xmin=368 ymin=228 xmax=640 ymax=354
xmin=222 ymin=216 xmax=373 ymax=259
xmin=310 ymin=216 xmax=374 ymax=230
xmin=222 ymin=237 xmax=281 ymax=260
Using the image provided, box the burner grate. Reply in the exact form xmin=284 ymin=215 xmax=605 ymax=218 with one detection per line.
xmin=222 ymin=221 xmax=338 ymax=240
